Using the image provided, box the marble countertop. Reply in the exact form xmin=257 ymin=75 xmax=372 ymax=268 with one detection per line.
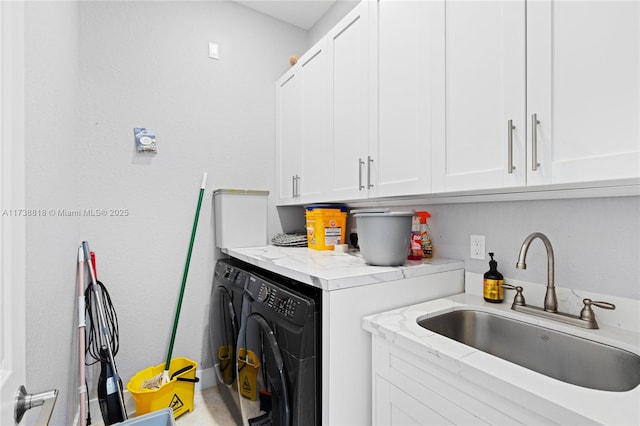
xmin=223 ymin=245 xmax=464 ymax=291
xmin=363 ymin=293 xmax=640 ymax=425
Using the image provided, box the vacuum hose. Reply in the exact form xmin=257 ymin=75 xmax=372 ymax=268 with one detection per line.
xmin=84 ymin=274 xmax=126 ymax=425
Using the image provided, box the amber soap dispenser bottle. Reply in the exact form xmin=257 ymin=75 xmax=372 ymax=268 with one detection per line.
xmin=483 ymin=252 xmax=504 ymax=303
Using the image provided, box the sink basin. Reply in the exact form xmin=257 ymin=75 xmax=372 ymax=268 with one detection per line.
xmin=417 ymin=309 xmax=640 ymax=392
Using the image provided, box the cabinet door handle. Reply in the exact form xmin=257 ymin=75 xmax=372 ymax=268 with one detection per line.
xmin=531 ymin=114 xmax=541 ymax=171
xmin=367 ymin=156 xmax=374 ymax=189
xmin=295 ymin=175 xmax=300 ymax=198
xmin=292 ymin=175 xmax=300 ymax=198
xmin=358 ymin=158 xmax=365 ymax=190
xmin=508 ymin=120 xmax=516 ymax=174
xmin=292 ymin=175 xmax=296 ymax=197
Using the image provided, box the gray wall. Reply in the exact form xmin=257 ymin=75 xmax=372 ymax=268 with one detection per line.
xmin=24 ymin=1 xmax=306 ymax=424
xmin=24 ymin=1 xmax=80 ymax=424
xmin=410 ymin=196 xmax=640 ymax=300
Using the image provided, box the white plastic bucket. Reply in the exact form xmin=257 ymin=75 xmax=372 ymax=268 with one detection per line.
xmin=352 ymin=211 xmax=414 ymax=266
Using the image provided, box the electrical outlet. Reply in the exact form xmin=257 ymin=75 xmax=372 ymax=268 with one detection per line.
xmin=470 ymin=235 xmax=485 ymax=260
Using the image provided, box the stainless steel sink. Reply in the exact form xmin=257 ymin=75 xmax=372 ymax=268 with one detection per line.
xmin=417 ymin=310 xmax=640 ymax=392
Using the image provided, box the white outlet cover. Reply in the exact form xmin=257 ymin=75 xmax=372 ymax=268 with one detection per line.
xmin=470 ymin=235 xmax=486 ymax=260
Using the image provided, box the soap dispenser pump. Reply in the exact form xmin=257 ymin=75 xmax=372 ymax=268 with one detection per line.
xmin=483 ymin=252 xmax=504 ymax=303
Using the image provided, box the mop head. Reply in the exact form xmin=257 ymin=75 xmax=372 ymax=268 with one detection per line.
xmin=140 ymin=373 xmax=163 ymax=390
xmin=140 ymin=369 xmax=171 ymax=390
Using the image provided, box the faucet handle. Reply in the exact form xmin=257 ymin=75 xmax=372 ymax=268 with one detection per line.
xmin=503 ymin=283 xmax=526 ymax=306
xmin=580 ymin=299 xmax=616 ymax=328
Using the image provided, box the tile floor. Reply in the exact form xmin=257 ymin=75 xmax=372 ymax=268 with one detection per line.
xmin=175 ymin=386 xmax=238 ymax=426
xmin=86 ymin=386 xmax=239 ymax=425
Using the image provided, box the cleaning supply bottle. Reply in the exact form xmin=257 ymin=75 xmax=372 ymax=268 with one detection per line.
xmin=408 ymin=214 xmax=423 ymax=260
xmin=483 ymin=252 xmax=504 ymax=303
xmin=417 ymin=211 xmax=433 ymax=258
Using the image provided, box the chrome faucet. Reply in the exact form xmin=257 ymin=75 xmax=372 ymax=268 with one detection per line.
xmin=507 ymin=232 xmax=616 ymax=329
xmin=516 ymin=232 xmax=557 ymax=312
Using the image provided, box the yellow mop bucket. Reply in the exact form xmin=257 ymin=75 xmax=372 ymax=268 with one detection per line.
xmin=127 ymin=357 xmax=199 ymax=419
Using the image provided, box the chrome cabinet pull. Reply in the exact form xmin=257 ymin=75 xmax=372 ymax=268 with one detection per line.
xmin=367 ymin=156 xmax=374 ymax=189
xmin=292 ymin=175 xmax=296 ymax=198
xmin=531 ymin=114 xmax=540 ymax=171
xmin=358 ymin=158 xmax=365 ymax=190
xmin=508 ymin=120 xmax=516 ymax=174
xmin=292 ymin=175 xmax=300 ymax=198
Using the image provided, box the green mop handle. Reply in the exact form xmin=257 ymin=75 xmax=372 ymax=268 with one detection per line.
xmin=164 ymin=172 xmax=207 ymax=373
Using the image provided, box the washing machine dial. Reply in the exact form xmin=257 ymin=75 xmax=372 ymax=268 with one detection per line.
xmin=277 ymin=297 xmax=288 ymax=310
xmin=257 ymin=285 xmax=270 ymax=303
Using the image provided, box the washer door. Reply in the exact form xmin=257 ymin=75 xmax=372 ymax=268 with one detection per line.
xmin=209 ymin=285 xmax=239 ymax=385
xmin=237 ymin=312 xmax=291 ymax=426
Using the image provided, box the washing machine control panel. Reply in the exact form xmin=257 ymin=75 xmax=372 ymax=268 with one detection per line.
xmin=257 ymin=283 xmax=301 ymax=319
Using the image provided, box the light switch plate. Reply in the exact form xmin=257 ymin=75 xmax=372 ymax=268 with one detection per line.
xmin=208 ymin=42 xmax=219 ymax=60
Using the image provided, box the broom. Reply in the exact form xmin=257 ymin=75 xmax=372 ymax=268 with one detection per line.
xmin=142 ymin=172 xmax=207 ymax=389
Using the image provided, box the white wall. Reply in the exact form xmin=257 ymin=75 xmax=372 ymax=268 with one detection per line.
xmin=24 ymin=1 xmax=307 ymax=424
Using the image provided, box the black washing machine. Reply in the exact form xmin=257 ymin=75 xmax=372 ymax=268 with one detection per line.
xmin=209 ymin=258 xmax=249 ymax=424
xmin=236 ymin=265 xmax=321 ymax=426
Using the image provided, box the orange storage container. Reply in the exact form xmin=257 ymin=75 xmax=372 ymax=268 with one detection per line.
xmin=305 ymin=205 xmax=348 ymax=250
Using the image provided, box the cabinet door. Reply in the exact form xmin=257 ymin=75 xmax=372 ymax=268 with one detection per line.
xmin=329 ymin=1 xmax=372 ymax=200
xmin=299 ymin=40 xmax=332 ymax=202
xmin=376 ymin=0 xmax=431 ymax=197
xmin=275 ymin=69 xmax=301 ymax=204
xmin=527 ymin=0 xmax=640 ymax=185
xmin=375 ymin=377 xmax=448 ymax=426
xmin=430 ymin=0 xmax=526 ymax=192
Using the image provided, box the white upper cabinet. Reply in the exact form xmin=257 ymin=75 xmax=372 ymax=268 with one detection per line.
xmin=376 ymin=0 xmax=432 ymax=197
xmin=431 ymin=0 xmax=639 ymax=193
xmin=299 ymin=39 xmax=332 ymax=201
xmin=329 ymin=0 xmax=432 ymax=200
xmin=276 ymin=68 xmax=301 ymax=204
xmin=430 ymin=0 xmax=526 ymax=192
xmin=276 ymin=40 xmax=331 ymax=205
xmin=527 ymin=0 xmax=640 ymax=185
xmin=277 ymin=0 xmax=639 ymax=205
xmin=328 ymin=1 xmax=372 ymax=200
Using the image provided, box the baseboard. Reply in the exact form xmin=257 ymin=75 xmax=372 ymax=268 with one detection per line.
xmin=195 ymin=366 xmax=216 ymax=391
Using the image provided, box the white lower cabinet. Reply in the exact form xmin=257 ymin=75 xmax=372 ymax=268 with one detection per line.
xmin=371 ymin=337 xmax=594 ymax=425
xmin=375 ymin=378 xmax=450 ymax=425
xmin=323 ymin=269 xmax=464 ymax=426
